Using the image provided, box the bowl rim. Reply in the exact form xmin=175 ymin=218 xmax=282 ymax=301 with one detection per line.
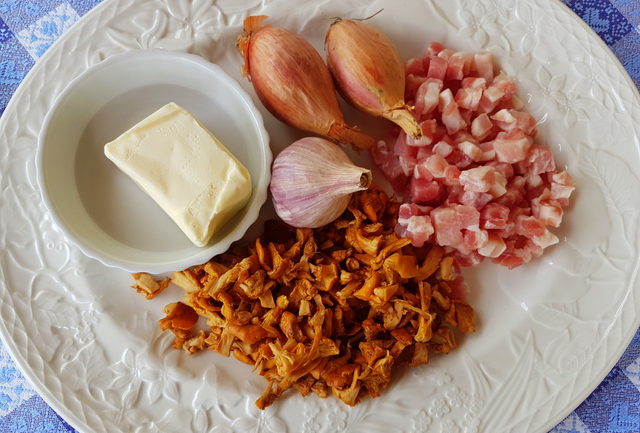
xmin=36 ymin=49 xmax=272 ymax=274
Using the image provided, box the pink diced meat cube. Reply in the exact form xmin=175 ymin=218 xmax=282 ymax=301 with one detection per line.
xmin=481 ymin=203 xmax=510 ymax=229
xmin=459 ymin=166 xmax=497 ymax=193
xmin=417 ymin=154 xmax=460 ymax=182
xmin=512 ymin=111 xmax=537 ymax=135
xmin=411 ymin=178 xmax=443 ymax=204
xmin=463 ymin=228 xmax=489 ymax=252
xmin=471 ymin=113 xmax=493 ymax=141
xmin=425 ymin=42 xmax=444 ymax=56
xmin=531 ymin=228 xmax=559 ymax=249
xmin=455 ymin=251 xmax=484 ymax=267
xmin=515 ymin=215 xmax=546 ymax=238
xmin=478 ymin=86 xmax=504 ymax=113
xmin=492 ymin=73 xmax=517 ymax=99
xmin=446 ymin=55 xmax=466 ymax=80
xmin=455 ymin=87 xmax=483 ymax=111
xmin=406 ymin=58 xmax=426 ymax=76
xmin=462 ymin=77 xmax=487 ymax=89
xmin=446 ymin=149 xmax=474 ymax=169
xmin=454 ymin=52 xmax=474 ymax=75
xmin=474 ymin=52 xmax=494 ymax=82
xmin=442 ymin=102 xmax=467 ymax=135
xmin=431 ymin=204 xmax=480 ymax=248
xmin=489 ymin=171 xmax=508 ymax=197
xmin=415 ymin=79 xmax=443 ymax=116
xmin=370 ymin=140 xmax=408 ymax=195
xmin=496 ymin=176 xmax=526 ymax=207
xmin=493 ymin=129 xmax=532 ymax=163
xmin=427 ymin=56 xmax=448 ymax=81
xmin=405 ymin=74 xmax=428 ymax=100
xmin=526 ymin=146 xmax=556 ymax=174
xmin=532 ymin=197 xmax=563 ymax=227
xmin=437 ymin=48 xmax=455 ymax=60
xmin=486 ymin=161 xmax=514 ymax=179
xmin=439 ymin=88 xmax=455 ymax=111
xmin=492 ymin=109 xmax=537 ymax=135
xmin=459 ymin=191 xmax=493 ymax=209
xmin=406 ymin=215 xmax=435 ymax=247
xmin=433 ymin=140 xmax=454 ymax=157
xmin=477 ymin=232 xmax=507 ymax=258
xmin=398 ymin=202 xmax=423 ymax=224
xmin=491 ymin=109 xmax=516 ymax=131
xmin=458 ymin=140 xmax=484 ymax=162
xmin=550 ymin=171 xmax=575 ymax=204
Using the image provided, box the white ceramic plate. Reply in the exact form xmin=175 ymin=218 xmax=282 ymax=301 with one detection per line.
xmin=0 ymin=0 xmax=639 ymax=432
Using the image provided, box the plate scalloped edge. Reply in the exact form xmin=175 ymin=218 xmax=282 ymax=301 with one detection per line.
xmin=0 ymin=0 xmax=639 ymax=432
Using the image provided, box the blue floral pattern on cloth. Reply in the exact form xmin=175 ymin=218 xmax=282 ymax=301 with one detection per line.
xmin=16 ymin=2 xmax=79 ymax=59
xmin=575 ymin=366 xmax=640 ymax=433
xmin=553 ymin=413 xmax=592 ymax=433
xmin=0 ymin=33 xmax=32 ymax=115
xmin=565 ymin=0 xmax=635 ymax=44
xmin=0 ymin=17 xmax=11 ymax=42
xmin=610 ymin=0 xmax=640 ymax=27
xmin=0 ymin=396 xmax=75 ymax=433
xmin=0 ymin=0 xmax=639 ymax=432
xmin=67 ymin=0 xmax=102 ymax=16
xmin=611 ymin=31 xmax=640 ymax=89
xmin=0 ymin=1 xmax=60 ymax=32
xmin=0 ymin=345 xmax=34 ymax=417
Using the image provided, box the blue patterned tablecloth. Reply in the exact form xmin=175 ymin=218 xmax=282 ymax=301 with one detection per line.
xmin=0 ymin=0 xmax=639 ymax=432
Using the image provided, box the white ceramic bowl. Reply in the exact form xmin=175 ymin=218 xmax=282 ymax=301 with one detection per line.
xmin=37 ymin=50 xmax=272 ymax=274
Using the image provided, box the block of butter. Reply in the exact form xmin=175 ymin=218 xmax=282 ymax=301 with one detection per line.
xmin=104 ymin=102 xmax=252 ymax=247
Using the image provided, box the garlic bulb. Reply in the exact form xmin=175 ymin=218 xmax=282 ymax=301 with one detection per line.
xmin=270 ymin=137 xmax=373 ymax=228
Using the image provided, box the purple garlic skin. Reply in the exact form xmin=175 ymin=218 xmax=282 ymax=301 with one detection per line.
xmin=270 ymin=137 xmax=372 ymax=228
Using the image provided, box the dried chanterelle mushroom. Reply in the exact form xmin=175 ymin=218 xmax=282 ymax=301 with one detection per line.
xmin=132 ymin=188 xmax=476 ymax=409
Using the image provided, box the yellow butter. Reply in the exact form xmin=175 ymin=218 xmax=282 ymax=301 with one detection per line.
xmin=104 ymin=102 xmax=252 ymax=247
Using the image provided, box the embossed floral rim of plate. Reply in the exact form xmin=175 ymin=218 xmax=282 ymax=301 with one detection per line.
xmin=0 ymin=0 xmax=638 ymax=432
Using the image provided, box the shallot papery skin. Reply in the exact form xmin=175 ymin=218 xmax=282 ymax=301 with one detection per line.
xmin=325 ymin=19 xmax=422 ymax=139
xmin=270 ymin=137 xmax=372 ymax=228
xmin=236 ymin=16 xmax=374 ymax=150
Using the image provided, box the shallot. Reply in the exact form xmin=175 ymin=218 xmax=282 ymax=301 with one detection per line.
xmin=237 ymin=16 xmax=374 ymax=150
xmin=325 ymin=19 xmax=422 ymax=139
